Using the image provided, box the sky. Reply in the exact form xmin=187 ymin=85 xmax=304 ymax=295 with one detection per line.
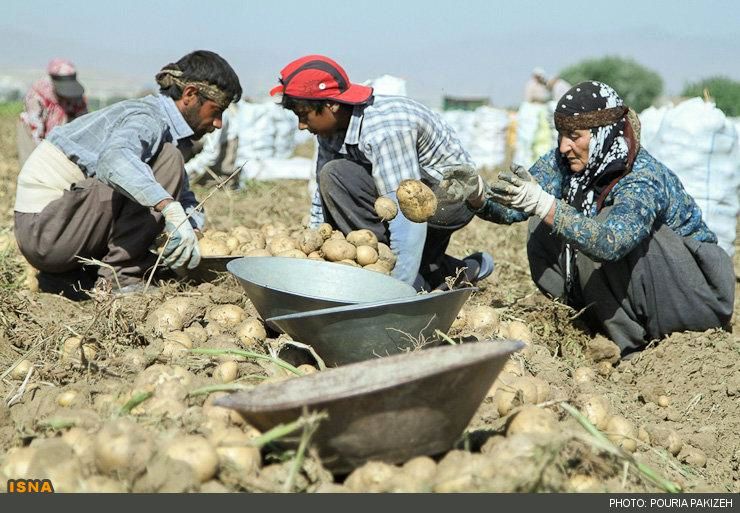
xmin=1 ymin=0 xmax=739 ymax=107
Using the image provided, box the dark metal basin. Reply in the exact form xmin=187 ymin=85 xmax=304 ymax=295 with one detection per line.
xmin=226 ymin=257 xmax=417 ymax=321
xmin=266 ymin=288 xmax=476 ymax=366
xmin=188 ymin=255 xmax=240 ymax=283
xmin=215 ymin=340 xmax=523 ymax=473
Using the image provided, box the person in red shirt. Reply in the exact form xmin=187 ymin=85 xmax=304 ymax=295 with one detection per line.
xmin=17 ymin=58 xmax=88 ymax=165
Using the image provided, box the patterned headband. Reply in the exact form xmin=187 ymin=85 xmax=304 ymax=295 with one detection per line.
xmin=155 ymin=68 xmax=231 ymax=110
xmin=554 ymin=106 xmax=628 ymax=132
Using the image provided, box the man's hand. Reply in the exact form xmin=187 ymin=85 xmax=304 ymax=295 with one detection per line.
xmin=437 ymin=165 xmax=486 ymax=208
xmin=161 ymin=201 xmax=201 ymax=273
xmin=489 ymin=164 xmax=555 ymax=218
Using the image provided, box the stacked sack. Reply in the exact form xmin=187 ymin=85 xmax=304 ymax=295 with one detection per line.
xmin=640 ymin=98 xmax=740 ymax=256
xmin=441 ymin=106 xmax=510 ymax=169
xmin=513 ymin=102 xmax=557 ymax=169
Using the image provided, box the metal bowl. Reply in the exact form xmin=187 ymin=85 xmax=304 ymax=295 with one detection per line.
xmin=226 ymin=257 xmax=417 ymax=321
xmin=216 ymin=340 xmax=523 ymax=473
xmin=266 ymin=288 xmax=476 ymax=367
xmin=187 ymin=255 xmax=240 ymax=283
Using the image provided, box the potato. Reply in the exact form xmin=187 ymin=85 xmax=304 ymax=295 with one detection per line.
xmin=573 ymin=367 xmax=596 ymax=385
xmin=244 ymin=248 xmax=272 ymax=257
xmin=678 ymin=446 xmax=707 ymax=468
xmin=276 ymin=249 xmax=307 ymax=259
xmin=268 ymin=235 xmax=298 ymax=255
xmin=396 ymin=179 xmax=437 ymax=223
xmin=374 ymin=196 xmax=398 ymax=221
xmin=344 ymin=461 xmax=398 ymax=492
xmin=307 ymin=251 xmax=323 ymax=260
xmin=494 ymin=375 xmax=541 ymax=415
xmin=356 ymin=245 xmax=379 ymax=266
xmin=363 ymin=263 xmax=391 ymax=275
xmin=162 ymin=331 xmax=193 ymax=358
xmin=376 ymin=242 xmax=397 ymax=268
xmin=205 ymin=229 xmax=228 ymax=241
xmin=94 ymin=418 xmax=154 ymax=478
xmin=401 ymin=456 xmax=437 ymax=485
xmin=10 ymin=359 xmax=33 ymax=380
xmin=62 ymin=336 xmax=97 ymax=362
xmin=297 ymin=364 xmax=319 ymax=375
xmin=329 ymin=230 xmax=345 ymax=240
xmin=578 ymin=394 xmax=611 ymax=430
xmin=230 ymin=225 xmax=252 ymax=242
xmin=133 ymin=364 xmax=194 ymax=396
xmin=184 ymin=323 xmax=208 ymax=345
xmin=236 ymin=319 xmax=267 ymax=347
xmin=321 ymin=239 xmax=357 ymax=262
xmin=339 ymin=259 xmax=360 ymax=267
xmin=507 ymin=405 xmax=558 ymax=436
xmin=236 ymin=238 xmax=267 ymax=254
xmin=297 ymin=229 xmax=324 ymax=254
xmin=160 ymin=297 xmax=198 ymax=320
xmin=224 ymin=236 xmax=240 ymax=253
xmin=317 ymin=223 xmax=333 ymax=240
xmin=2 ymin=447 xmax=37 ymax=477
xmin=214 ymin=361 xmax=239 ymax=383
xmin=57 ymin=390 xmax=79 ymax=407
xmin=132 ymin=396 xmax=186 ymax=418
xmin=164 ymin=435 xmax=219 ymax=483
xmin=146 ymin=307 xmax=184 ymax=335
xmin=206 ymin=304 xmax=246 ymax=326
xmin=260 ymin=222 xmax=288 ymax=239
xmin=450 ymin=309 xmax=467 ymax=332
xmin=569 ymin=474 xmax=600 ymax=492
xmin=502 ymin=321 xmax=532 ymax=344
xmin=199 ymin=238 xmax=230 ymax=257
xmin=657 ymin=395 xmax=671 ymax=407
xmin=605 ymin=415 xmax=637 ymax=452
xmin=346 ymin=229 xmax=378 ymax=250
xmin=465 ymin=305 xmax=499 ymax=333
xmin=61 ymin=427 xmax=96 ymax=469
xmin=596 ymin=360 xmax=613 ymax=377
xmin=645 ymin=425 xmax=683 ymax=456
xmin=78 ymin=475 xmax=126 ymax=493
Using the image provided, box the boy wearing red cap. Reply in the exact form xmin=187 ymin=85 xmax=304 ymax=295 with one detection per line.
xmin=271 ymin=55 xmax=493 ymax=291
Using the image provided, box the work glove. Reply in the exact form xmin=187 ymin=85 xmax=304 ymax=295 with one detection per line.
xmin=437 ymin=165 xmax=487 ymax=207
xmin=161 ymin=201 xmax=202 ymax=274
xmin=490 ymin=164 xmax=556 ymax=218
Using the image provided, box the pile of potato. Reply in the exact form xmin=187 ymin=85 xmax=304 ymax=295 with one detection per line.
xmin=198 ymin=223 xmax=397 ymax=275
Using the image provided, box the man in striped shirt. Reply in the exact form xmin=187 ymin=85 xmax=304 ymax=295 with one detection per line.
xmin=270 ymin=55 xmax=493 ymax=291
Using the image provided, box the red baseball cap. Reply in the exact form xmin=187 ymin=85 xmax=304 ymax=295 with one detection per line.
xmin=269 ymin=55 xmax=373 ymax=105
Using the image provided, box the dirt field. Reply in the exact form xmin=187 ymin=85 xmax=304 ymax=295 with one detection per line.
xmin=0 ymin=111 xmax=738 ymax=493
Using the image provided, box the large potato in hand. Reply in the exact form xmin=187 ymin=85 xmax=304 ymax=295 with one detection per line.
xmin=396 ymin=179 xmax=437 ymax=223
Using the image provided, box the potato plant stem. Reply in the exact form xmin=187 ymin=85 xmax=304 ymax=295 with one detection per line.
xmin=190 ymin=348 xmax=303 ymax=376
xmin=118 ymin=391 xmax=154 ymax=416
xmin=187 ymin=383 xmax=252 ymax=397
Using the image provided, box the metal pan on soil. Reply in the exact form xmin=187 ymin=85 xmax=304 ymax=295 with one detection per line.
xmin=226 ymin=257 xmax=416 ymax=321
xmin=215 ymin=340 xmax=524 ymax=473
xmin=266 ymin=287 xmax=476 ymax=366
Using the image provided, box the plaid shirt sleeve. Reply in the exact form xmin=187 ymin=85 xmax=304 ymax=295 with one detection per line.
xmin=364 ymin=129 xmax=421 ymax=196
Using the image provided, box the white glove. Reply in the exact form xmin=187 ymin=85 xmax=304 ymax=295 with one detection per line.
xmin=438 ymin=165 xmax=487 ymax=206
xmin=489 ymin=164 xmax=555 ymax=218
xmin=161 ymin=201 xmax=201 ymax=273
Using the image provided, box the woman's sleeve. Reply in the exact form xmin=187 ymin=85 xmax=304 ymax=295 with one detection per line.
xmin=553 ymin=176 xmax=665 ymax=261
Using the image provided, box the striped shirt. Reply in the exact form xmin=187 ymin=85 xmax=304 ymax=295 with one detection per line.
xmin=310 ymin=95 xmax=474 ymax=225
xmin=47 ymin=94 xmax=204 ymax=229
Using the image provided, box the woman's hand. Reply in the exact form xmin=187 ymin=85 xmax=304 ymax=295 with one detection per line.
xmin=490 ymin=164 xmax=556 ymax=220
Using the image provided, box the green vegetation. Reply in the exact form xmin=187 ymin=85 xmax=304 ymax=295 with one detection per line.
xmin=682 ymin=76 xmax=740 ymax=117
xmin=0 ymin=101 xmax=23 ymax=117
xmin=559 ymin=56 xmax=663 ymax=111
